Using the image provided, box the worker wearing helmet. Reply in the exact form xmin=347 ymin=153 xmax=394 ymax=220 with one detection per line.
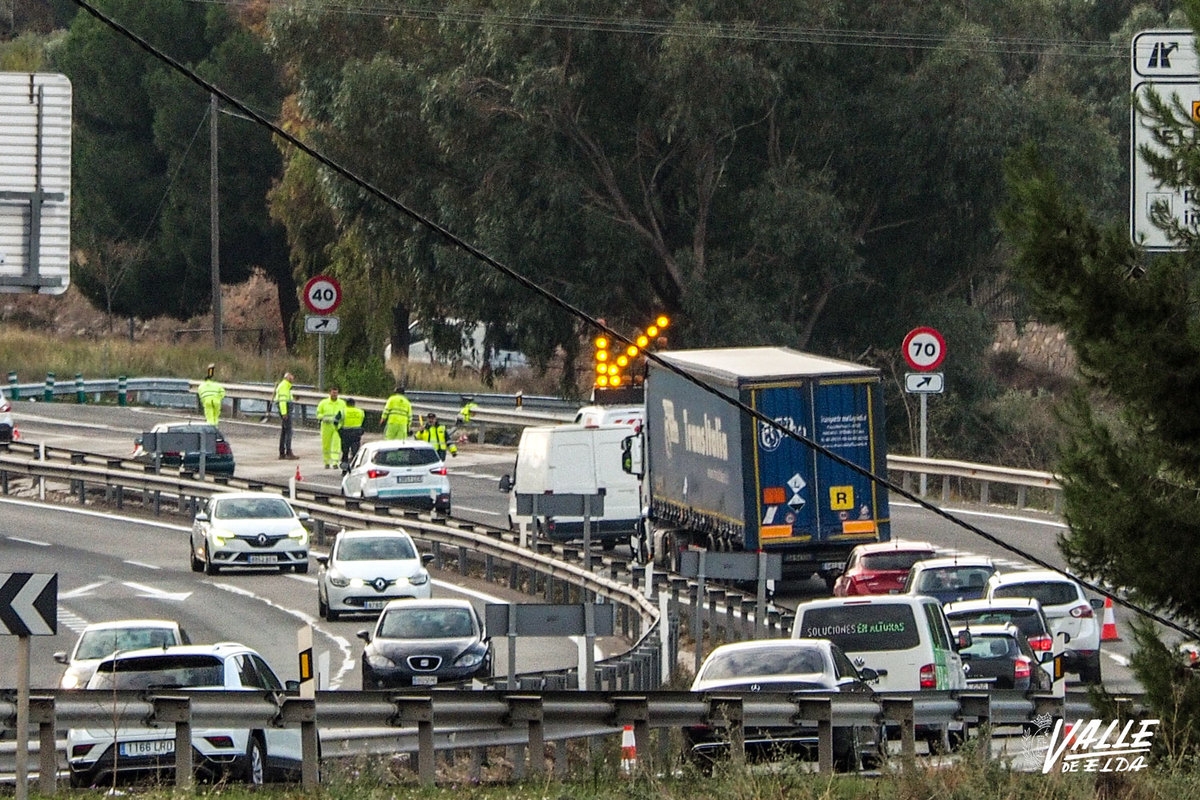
xmin=197 ymin=364 xmax=225 ymax=426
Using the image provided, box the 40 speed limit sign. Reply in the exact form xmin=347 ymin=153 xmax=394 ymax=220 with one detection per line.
xmin=302 ymin=275 xmax=342 ymax=314
xmin=902 ymin=327 xmax=946 ymax=371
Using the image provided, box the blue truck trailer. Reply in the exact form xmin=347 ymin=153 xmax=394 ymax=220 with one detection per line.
xmin=642 ymin=347 xmax=891 ymax=585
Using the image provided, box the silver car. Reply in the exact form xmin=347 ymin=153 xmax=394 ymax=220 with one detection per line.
xmin=317 ymin=528 xmax=434 ymax=620
xmin=0 ymin=386 xmax=13 ymax=443
xmin=341 ymin=439 xmax=451 ymax=512
xmin=53 ymin=619 xmax=190 ymax=689
xmin=190 ymin=491 xmax=310 ymax=575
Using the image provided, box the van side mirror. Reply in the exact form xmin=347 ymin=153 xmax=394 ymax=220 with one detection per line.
xmin=621 ymin=433 xmax=644 ymax=477
xmin=498 ymin=474 xmax=512 ymax=493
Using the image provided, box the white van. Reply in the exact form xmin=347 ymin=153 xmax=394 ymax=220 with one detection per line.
xmin=498 ymin=423 xmax=643 ymax=552
xmin=791 ymin=595 xmax=969 ymax=750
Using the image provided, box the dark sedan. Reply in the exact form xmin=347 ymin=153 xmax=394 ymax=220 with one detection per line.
xmin=133 ymin=421 xmax=235 ymax=476
xmin=359 ymin=599 xmax=492 ymax=689
xmin=955 ymin=623 xmax=1053 ymax=692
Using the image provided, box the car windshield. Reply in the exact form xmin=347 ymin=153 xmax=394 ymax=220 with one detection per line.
xmin=797 ymin=604 xmax=921 ymax=651
xmin=374 ymin=447 xmax=439 ymax=467
xmin=89 ymin=654 xmax=224 ymax=690
xmin=962 ymin=635 xmax=1017 ymax=660
xmin=700 ymin=647 xmax=825 ymax=681
xmin=948 ymin=608 xmax=1046 ymax=637
xmin=992 ymin=581 xmax=1079 ymax=607
xmin=378 ymin=607 xmax=474 ymax=639
xmin=918 ymin=567 xmax=993 ymax=593
xmin=215 ymin=497 xmax=294 ymax=520
xmin=337 ymin=536 xmax=416 ymax=561
xmin=860 ymin=552 xmax=934 ymax=571
xmin=75 ymin=628 xmax=176 ymax=659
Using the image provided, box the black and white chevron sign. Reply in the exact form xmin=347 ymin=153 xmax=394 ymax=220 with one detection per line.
xmin=0 ymin=573 xmax=57 ymax=636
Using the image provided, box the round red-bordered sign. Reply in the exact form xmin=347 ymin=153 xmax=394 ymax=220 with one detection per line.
xmin=902 ymin=327 xmax=946 ymax=371
xmin=302 ymin=275 xmax=342 ymax=314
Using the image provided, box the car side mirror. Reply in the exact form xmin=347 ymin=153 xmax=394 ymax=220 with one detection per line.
xmin=1090 ymin=598 xmax=1104 ymax=611
xmin=194 ymin=512 xmax=209 ymax=523
xmin=285 ymin=680 xmax=301 ymax=693
xmin=858 ymin=667 xmax=880 ymax=682
xmin=421 ymin=554 xmax=435 ymax=566
xmin=498 ymin=474 xmax=513 ymax=493
xmin=957 ymin=629 xmax=973 ymax=650
xmin=298 ymin=511 xmax=312 ymax=522
xmin=53 ymin=651 xmax=68 ymax=665
xmin=356 ymin=630 xmax=371 ymax=643
xmin=1040 ymin=651 xmax=1056 ymax=664
xmin=315 ymin=555 xmax=328 ymax=568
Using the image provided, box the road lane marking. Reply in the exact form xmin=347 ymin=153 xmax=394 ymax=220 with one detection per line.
xmin=453 ymin=505 xmax=501 ymax=516
xmin=7 ymin=535 xmax=50 ymax=546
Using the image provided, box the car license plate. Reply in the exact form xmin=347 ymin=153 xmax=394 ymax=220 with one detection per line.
xmin=363 ymin=600 xmax=387 ymax=610
xmin=120 ymin=740 xmax=175 ymax=757
xmin=412 ymin=675 xmax=438 ymax=686
xmin=395 ymin=476 xmax=422 ymax=484
xmin=247 ymin=555 xmax=277 ymax=564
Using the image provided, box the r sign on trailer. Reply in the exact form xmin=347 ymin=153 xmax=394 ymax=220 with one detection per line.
xmin=902 ymin=327 xmax=946 ymax=371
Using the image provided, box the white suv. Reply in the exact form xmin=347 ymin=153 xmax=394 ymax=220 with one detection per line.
xmin=66 ymin=643 xmax=302 ymax=788
xmin=986 ymin=569 xmax=1102 ymax=683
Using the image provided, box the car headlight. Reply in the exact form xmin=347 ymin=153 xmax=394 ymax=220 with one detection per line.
xmin=409 ymin=570 xmax=429 ymax=586
xmin=454 ymin=650 xmax=484 ymax=668
xmin=60 ymin=672 xmax=83 ymax=690
xmin=327 ymin=571 xmax=350 ymax=588
xmin=288 ymin=526 xmax=309 ymax=543
xmin=348 ymin=577 xmax=367 ymax=588
xmin=364 ymin=651 xmax=396 ymax=669
xmin=210 ymin=529 xmax=233 ymax=547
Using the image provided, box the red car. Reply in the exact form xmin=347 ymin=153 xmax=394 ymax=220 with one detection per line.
xmin=832 ymin=541 xmax=938 ymax=596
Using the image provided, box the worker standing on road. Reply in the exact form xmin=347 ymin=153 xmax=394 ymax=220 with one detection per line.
xmin=197 ymin=364 xmax=225 ymax=426
xmin=416 ymin=412 xmax=457 ymax=460
xmin=317 ymin=386 xmax=347 ymax=469
xmin=338 ymin=397 xmax=365 ymax=471
xmin=274 ymin=371 xmax=298 ymax=460
xmin=381 ymin=384 xmax=412 ymax=440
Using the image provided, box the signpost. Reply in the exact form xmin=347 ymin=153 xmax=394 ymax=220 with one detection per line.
xmin=0 ymin=572 xmax=57 ymax=800
xmin=302 ymin=276 xmax=342 ymax=390
xmin=1131 ymin=30 xmax=1200 ymax=251
xmin=902 ymin=327 xmax=946 ymax=496
xmin=0 ymin=73 xmax=72 ymax=294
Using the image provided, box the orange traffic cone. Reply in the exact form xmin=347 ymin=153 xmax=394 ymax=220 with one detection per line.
xmin=1101 ymin=596 xmax=1120 ymax=641
xmin=619 ymin=724 xmax=637 ymax=776
xmin=294 ymin=464 xmax=303 ymax=482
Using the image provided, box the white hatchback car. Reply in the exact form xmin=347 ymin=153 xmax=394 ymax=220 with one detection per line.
xmin=341 ymin=439 xmax=451 ymax=513
xmin=317 ymin=528 xmax=434 ymax=620
xmin=190 ymin=491 xmax=311 ymax=575
xmin=0 ymin=386 xmax=13 ymax=443
xmin=66 ymin=643 xmax=301 ymax=788
xmin=986 ymin=569 xmax=1103 ymax=683
xmin=54 ymin=619 xmax=191 ymax=689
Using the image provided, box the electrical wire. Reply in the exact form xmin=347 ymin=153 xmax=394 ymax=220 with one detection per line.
xmin=68 ymin=0 xmax=1198 ymax=643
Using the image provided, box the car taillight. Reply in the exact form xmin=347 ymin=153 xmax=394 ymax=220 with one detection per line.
xmin=216 ymin=442 xmax=232 ymax=455
xmin=202 ymin=735 xmax=235 ymax=749
xmin=1069 ymin=604 xmax=1093 ymax=619
xmin=1014 ymin=657 xmax=1031 ymax=681
xmin=844 ymin=578 xmax=864 ymax=596
xmin=919 ymin=663 xmax=937 ymax=689
xmin=366 ymin=469 xmax=388 ymax=479
xmin=1028 ymin=634 xmax=1052 ymax=652
xmin=429 ymin=466 xmax=447 ymax=476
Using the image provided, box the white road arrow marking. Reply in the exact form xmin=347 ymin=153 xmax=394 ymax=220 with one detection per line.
xmin=122 ymin=581 xmax=192 ymax=602
xmin=60 ymin=580 xmax=106 ymax=599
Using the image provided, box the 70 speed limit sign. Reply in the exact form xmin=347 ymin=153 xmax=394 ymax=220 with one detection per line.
xmin=902 ymin=327 xmax=946 ymax=371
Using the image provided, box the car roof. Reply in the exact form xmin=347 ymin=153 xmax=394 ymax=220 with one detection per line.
xmin=910 ymin=555 xmax=994 ymax=570
xmin=379 ymin=598 xmax=474 ymax=613
xmin=796 ymin=594 xmax=941 ymax=610
xmin=988 ymin=569 xmax=1080 ymax=586
xmin=210 ymin=489 xmax=294 ymax=502
xmin=952 ymin=622 xmax=1021 ymax=637
xmin=152 ymin=421 xmax=220 ymax=431
xmin=706 ymin=638 xmax=832 ymax=656
xmin=851 ymin=540 xmax=936 ymax=554
xmin=81 ymin=619 xmax=181 ymax=632
xmin=97 ymin=642 xmax=252 ymax=663
xmin=335 ymin=528 xmax=415 ymax=540
xmin=361 ymin=439 xmax=438 ymax=452
xmin=945 ymin=597 xmax=1044 ymax=612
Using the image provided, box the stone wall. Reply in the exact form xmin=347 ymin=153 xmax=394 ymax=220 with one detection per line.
xmin=992 ymin=321 xmax=1076 ymax=378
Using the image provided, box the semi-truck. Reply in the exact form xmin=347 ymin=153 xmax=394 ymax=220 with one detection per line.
xmin=634 ymin=346 xmax=891 ymax=585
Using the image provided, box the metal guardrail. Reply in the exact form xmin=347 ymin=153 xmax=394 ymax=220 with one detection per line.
xmin=0 ymin=687 xmax=1123 ymax=788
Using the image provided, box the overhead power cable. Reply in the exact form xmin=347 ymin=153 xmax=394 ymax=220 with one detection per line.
xmin=69 ymin=0 xmax=1198 ymax=642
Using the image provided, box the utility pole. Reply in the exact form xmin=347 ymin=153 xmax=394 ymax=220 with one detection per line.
xmin=210 ymin=93 xmax=223 ymax=349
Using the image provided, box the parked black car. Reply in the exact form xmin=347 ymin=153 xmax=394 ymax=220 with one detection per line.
xmin=133 ymin=422 xmax=235 ymax=475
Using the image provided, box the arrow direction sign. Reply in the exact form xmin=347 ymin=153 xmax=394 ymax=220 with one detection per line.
xmin=304 ymin=314 xmax=340 ymax=334
xmin=905 ymin=372 xmax=945 ymax=394
xmin=0 ymin=573 xmax=57 ymax=635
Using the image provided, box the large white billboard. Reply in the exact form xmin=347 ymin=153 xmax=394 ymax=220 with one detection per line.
xmin=0 ymin=72 xmax=72 ymax=294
